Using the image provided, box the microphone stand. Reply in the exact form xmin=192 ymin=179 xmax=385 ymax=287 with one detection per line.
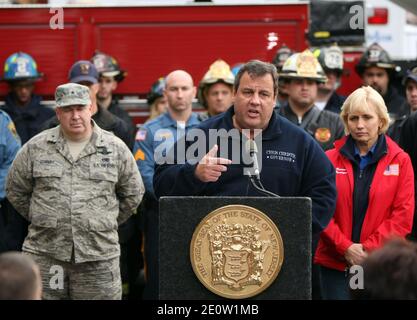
xmin=247 ymin=173 xmax=280 ymax=198
xmin=245 ymin=139 xmax=279 ymax=197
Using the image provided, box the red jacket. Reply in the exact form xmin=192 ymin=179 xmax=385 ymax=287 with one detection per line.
xmin=314 ymin=135 xmax=414 ymax=271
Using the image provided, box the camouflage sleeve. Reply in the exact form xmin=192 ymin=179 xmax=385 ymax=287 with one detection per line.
xmin=116 ymin=142 xmax=145 ymax=225
xmin=5 ymin=144 xmax=33 ymax=220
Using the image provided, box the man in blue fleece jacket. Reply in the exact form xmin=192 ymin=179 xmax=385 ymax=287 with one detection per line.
xmin=154 ymin=60 xmax=336 ymax=238
xmin=154 ymin=60 xmax=336 ymax=299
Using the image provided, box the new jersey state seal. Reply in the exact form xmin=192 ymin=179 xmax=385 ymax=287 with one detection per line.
xmin=190 ymin=205 xmax=284 ymax=299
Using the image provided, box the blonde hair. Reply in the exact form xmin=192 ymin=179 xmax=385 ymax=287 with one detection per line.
xmin=340 ymin=86 xmax=390 ymax=135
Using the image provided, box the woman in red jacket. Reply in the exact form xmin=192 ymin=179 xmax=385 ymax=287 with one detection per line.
xmin=314 ymin=86 xmax=414 ymax=299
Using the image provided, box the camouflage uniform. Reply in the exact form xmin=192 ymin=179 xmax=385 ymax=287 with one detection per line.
xmin=26 ymin=253 xmax=121 ymax=300
xmin=6 ymin=83 xmax=144 ymax=299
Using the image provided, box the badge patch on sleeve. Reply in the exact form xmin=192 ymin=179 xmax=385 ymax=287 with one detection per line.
xmin=134 ymin=149 xmax=145 ymax=161
xmin=314 ymin=128 xmax=331 ymax=143
xmin=7 ymin=121 xmax=19 ymax=141
xmin=135 ymin=130 xmax=147 ymax=141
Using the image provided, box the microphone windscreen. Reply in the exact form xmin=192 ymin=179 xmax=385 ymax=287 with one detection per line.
xmin=245 ymin=139 xmax=251 ymax=154
xmin=245 ymin=139 xmax=258 ymax=154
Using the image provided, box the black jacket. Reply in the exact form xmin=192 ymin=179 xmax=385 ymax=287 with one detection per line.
xmin=324 ymin=91 xmax=346 ymax=114
xmin=384 ymin=85 xmax=407 ymax=119
xmin=1 ymin=93 xmax=55 ymax=144
xmin=277 ymin=103 xmax=345 ymax=151
xmin=106 ymin=98 xmax=136 ymax=143
xmin=387 ymin=101 xmax=411 ymax=144
xmin=399 ymin=112 xmax=417 ymax=240
xmin=400 ymin=111 xmax=417 ymax=171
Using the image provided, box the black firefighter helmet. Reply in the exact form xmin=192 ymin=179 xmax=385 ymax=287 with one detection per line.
xmin=91 ymin=50 xmax=127 ymax=82
xmin=355 ymin=42 xmax=397 ymax=76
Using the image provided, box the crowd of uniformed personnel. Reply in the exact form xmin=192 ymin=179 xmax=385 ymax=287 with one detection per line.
xmin=1 ymin=41 xmax=417 ymax=300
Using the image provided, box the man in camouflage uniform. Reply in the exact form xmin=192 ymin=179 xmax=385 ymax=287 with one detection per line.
xmin=6 ymin=83 xmax=144 ymax=300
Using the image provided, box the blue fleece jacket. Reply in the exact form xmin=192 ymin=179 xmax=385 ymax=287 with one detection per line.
xmin=154 ymin=107 xmax=336 ymax=236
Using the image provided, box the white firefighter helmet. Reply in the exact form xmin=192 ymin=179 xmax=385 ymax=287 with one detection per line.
xmin=313 ymin=44 xmax=344 ymax=73
xmin=198 ymin=59 xmax=234 ymax=108
xmin=200 ymin=59 xmax=234 ymax=85
xmin=279 ymin=49 xmax=327 ymax=83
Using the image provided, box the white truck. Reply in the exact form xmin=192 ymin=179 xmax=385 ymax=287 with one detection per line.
xmin=366 ymin=0 xmax=417 ymax=60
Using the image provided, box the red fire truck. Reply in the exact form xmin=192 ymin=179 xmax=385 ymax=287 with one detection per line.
xmin=0 ymin=1 xmax=363 ymax=126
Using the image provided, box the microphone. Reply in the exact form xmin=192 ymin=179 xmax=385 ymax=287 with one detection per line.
xmin=245 ymin=139 xmax=261 ymax=180
xmin=244 ymin=139 xmax=279 ymax=198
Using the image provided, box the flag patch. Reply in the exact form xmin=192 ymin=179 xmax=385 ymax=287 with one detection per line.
xmin=384 ymin=164 xmax=399 ymax=176
xmin=135 ymin=130 xmax=147 ymax=141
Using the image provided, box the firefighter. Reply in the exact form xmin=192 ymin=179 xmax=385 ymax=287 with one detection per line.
xmin=0 ymin=52 xmax=55 ymax=144
xmin=91 ymin=51 xmax=136 ymax=142
xmin=0 ymin=52 xmax=53 ymax=253
xmin=398 ymin=66 xmax=417 ymax=243
xmin=272 ymin=44 xmax=293 ymax=108
xmin=403 ymin=66 xmax=417 ymax=113
xmin=146 ymin=77 xmax=167 ymax=122
xmin=277 ymin=49 xmax=344 ymax=151
xmin=278 ymin=50 xmax=343 ymax=300
xmin=388 ymin=65 xmax=417 ymax=143
xmin=313 ymin=44 xmax=346 ymax=114
xmin=197 ymin=59 xmax=234 ymax=121
xmin=356 ymin=42 xmax=407 ymax=119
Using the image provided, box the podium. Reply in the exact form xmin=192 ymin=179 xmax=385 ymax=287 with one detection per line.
xmin=159 ymin=196 xmax=312 ymax=300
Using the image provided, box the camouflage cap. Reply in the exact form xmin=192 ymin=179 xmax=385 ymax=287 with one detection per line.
xmin=55 ymin=83 xmax=91 ymax=108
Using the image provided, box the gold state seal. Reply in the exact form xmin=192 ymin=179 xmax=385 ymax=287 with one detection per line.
xmin=190 ymin=205 xmax=284 ymax=299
